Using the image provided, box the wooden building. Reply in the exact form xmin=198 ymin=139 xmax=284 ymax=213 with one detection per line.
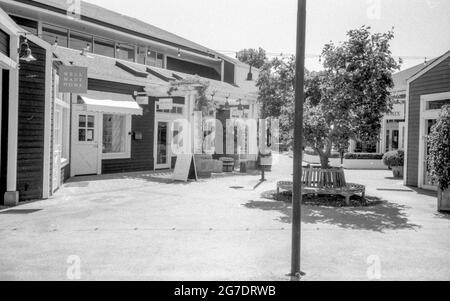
xmin=404 ymin=50 xmax=450 ymax=191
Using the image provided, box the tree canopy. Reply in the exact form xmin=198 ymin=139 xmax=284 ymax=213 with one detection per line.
xmin=257 ymin=26 xmax=401 ymax=168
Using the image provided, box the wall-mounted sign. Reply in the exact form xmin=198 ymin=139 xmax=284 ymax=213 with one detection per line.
xmin=136 ymin=96 xmax=149 ymax=105
xmin=159 ymin=98 xmax=173 ymax=110
xmin=59 ymin=66 xmax=88 ymax=94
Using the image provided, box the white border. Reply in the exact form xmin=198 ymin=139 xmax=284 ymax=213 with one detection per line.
xmin=417 ymin=92 xmax=450 ymax=191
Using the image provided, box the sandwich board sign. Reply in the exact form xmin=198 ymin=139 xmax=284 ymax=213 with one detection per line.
xmin=173 ymin=154 xmax=198 ymax=182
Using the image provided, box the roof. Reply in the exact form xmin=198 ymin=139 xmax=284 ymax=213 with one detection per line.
xmin=146 ymin=66 xmax=259 ymax=102
xmin=392 ymin=57 xmax=439 ymax=93
xmin=406 ymin=50 xmax=450 ymax=85
xmin=54 ymin=47 xmax=258 ymax=102
xmin=23 ymin=0 xmax=231 ymax=60
xmin=54 ymin=46 xmax=168 ymax=87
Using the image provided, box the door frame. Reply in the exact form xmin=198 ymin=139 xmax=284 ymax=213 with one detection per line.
xmin=418 ymin=92 xmax=450 ymax=191
xmin=70 ymin=105 xmax=102 ymax=177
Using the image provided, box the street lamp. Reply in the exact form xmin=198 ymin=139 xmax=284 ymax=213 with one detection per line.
xmin=290 ymin=0 xmax=307 ymax=281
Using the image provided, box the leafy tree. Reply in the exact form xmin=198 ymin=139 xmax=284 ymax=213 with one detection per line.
xmin=427 ymin=105 xmax=450 ymax=191
xmin=236 ymin=47 xmax=267 ymax=80
xmin=257 ymin=26 xmax=400 ymax=168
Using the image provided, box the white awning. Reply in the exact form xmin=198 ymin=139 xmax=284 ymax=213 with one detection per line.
xmin=79 ymin=91 xmax=143 ymax=116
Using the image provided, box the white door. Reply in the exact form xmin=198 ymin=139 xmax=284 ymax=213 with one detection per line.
xmin=72 ymin=111 xmax=100 ymax=176
xmin=155 ymin=120 xmax=171 ymax=169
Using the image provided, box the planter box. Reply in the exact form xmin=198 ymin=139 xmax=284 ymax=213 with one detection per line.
xmin=392 ymin=166 xmax=404 ymax=178
xmin=438 ymin=189 xmax=450 ymax=212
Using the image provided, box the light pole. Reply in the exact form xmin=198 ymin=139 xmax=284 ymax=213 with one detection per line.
xmin=291 ymin=0 xmax=307 ymax=280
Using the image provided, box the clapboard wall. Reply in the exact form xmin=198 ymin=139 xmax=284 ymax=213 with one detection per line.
xmin=88 ymin=79 xmax=154 ymax=174
xmin=0 ymin=29 xmax=9 ymax=57
xmin=17 ymin=40 xmax=46 ymax=201
xmin=406 ymin=56 xmax=450 ymax=187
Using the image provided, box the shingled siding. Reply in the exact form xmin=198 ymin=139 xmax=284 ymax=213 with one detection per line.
xmin=0 ymin=29 xmax=9 ymax=57
xmin=17 ymin=40 xmax=46 ymax=201
xmin=407 ymin=56 xmax=450 ymax=187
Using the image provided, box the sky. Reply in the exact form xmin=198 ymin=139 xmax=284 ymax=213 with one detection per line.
xmin=83 ymin=0 xmax=450 ymax=71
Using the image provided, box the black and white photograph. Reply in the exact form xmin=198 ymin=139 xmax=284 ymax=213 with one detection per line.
xmin=0 ymin=0 xmax=449 ymax=287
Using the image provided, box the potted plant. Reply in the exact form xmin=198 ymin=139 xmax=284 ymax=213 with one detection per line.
xmin=427 ymin=105 xmax=450 ymax=212
xmin=383 ymin=150 xmax=405 ymax=178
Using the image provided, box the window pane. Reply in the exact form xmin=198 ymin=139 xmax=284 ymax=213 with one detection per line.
xmin=43 ymin=24 xmax=68 ymax=47
xmin=156 ymin=53 xmax=164 ymax=68
xmin=146 ymin=50 xmax=157 ymax=66
xmin=137 ymin=46 xmax=147 ymax=65
xmin=79 ymin=129 xmax=86 ymax=141
xmin=79 ymin=115 xmax=86 ymax=127
xmin=70 ymin=31 xmax=93 ymax=52
xmin=427 ymin=99 xmax=450 ymax=110
xmin=116 ymin=44 xmax=135 ymax=62
xmin=103 ymin=115 xmax=126 ymax=153
xmin=87 ymin=115 xmax=95 ymax=128
xmin=87 ymin=129 xmax=94 ymax=142
xmin=94 ymin=37 xmax=115 ymax=58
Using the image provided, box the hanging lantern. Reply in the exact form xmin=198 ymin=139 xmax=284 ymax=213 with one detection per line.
xmin=19 ymin=38 xmax=36 ymax=62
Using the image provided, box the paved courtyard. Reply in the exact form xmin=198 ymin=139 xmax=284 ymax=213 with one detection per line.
xmin=0 ymin=155 xmax=449 ymax=281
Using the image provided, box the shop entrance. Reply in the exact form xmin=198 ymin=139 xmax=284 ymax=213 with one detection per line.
xmin=72 ymin=111 xmax=101 ymax=176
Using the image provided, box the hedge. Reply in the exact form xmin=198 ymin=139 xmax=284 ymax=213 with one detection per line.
xmin=344 ymin=153 xmax=384 ymax=160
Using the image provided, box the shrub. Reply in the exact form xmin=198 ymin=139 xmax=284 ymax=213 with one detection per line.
xmin=427 ymin=105 xmax=450 ymax=191
xmin=345 ymin=153 xmax=384 ymax=160
xmin=383 ymin=150 xmax=405 ymax=167
xmin=304 ymin=149 xmax=341 ymax=159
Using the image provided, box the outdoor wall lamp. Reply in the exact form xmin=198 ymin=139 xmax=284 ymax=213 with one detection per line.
xmin=18 ymin=36 xmax=36 ymax=63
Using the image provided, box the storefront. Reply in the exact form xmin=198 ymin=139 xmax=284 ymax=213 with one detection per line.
xmin=405 ymin=50 xmax=450 ymax=190
xmin=380 ymin=102 xmax=406 ymax=153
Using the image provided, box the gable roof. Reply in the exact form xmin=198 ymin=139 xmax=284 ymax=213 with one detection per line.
xmin=392 ymin=57 xmax=439 ymax=93
xmin=406 ymin=50 xmax=450 ymax=85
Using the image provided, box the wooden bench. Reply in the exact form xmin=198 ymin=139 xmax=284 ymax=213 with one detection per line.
xmin=276 ymin=167 xmax=365 ymax=205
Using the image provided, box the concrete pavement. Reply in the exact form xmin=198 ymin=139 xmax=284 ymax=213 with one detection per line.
xmin=0 ymin=155 xmax=449 ymax=281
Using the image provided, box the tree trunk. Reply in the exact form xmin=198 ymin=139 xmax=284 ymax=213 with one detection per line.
xmin=319 ymin=154 xmax=330 ymax=169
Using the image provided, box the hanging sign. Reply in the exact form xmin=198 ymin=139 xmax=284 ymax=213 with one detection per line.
xmin=59 ymin=66 xmax=88 ymax=94
xmin=173 ymin=154 xmax=198 ymax=182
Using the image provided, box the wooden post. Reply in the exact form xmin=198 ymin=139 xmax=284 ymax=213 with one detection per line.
xmin=291 ymin=0 xmax=307 ymax=280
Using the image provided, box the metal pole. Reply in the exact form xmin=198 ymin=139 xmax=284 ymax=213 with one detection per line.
xmin=291 ymin=0 xmax=307 ymax=280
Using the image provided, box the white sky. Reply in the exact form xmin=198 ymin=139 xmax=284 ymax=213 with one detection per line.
xmin=83 ymin=0 xmax=450 ymax=71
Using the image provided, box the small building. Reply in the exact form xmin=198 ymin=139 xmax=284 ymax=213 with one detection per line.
xmin=405 ymin=50 xmax=450 ymax=191
xmin=0 ymin=0 xmax=260 ymax=205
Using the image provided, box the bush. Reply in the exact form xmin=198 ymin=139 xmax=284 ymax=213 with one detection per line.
xmin=427 ymin=105 xmax=450 ymax=191
xmin=382 ymin=150 xmax=405 ymax=167
xmin=345 ymin=153 xmax=384 ymax=160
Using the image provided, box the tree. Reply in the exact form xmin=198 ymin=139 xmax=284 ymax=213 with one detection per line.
xmin=427 ymin=105 xmax=450 ymax=191
xmin=257 ymin=26 xmax=400 ymax=168
xmin=236 ymin=47 xmax=267 ymax=80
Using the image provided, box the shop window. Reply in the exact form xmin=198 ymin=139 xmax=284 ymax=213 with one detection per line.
xmin=70 ymin=30 xmax=93 ymax=52
xmin=116 ymin=44 xmax=135 ymax=62
xmin=146 ymin=50 xmax=164 ymax=68
xmin=103 ymin=114 xmax=131 ymax=158
xmin=43 ymin=24 xmax=68 ymax=47
xmin=94 ymin=37 xmax=115 ymax=58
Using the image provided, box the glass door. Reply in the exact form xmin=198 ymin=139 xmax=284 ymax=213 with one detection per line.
xmin=156 ymin=121 xmax=170 ymax=169
xmin=424 ymin=119 xmax=438 ymax=189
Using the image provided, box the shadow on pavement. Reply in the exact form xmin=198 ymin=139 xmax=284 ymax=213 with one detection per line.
xmin=244 ymin=191 xmax=421 ymax=233
xmin=407 ymin=186 xmax=438 ymax=198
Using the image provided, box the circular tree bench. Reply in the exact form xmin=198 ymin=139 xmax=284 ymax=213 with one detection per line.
xmin=276 ymin=167 xmax=365 ymax=205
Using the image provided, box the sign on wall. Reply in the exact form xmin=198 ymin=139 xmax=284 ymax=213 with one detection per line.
xmin=59 ymin=66 xmax=88 ymax=94
xmin=159 ymin=98 xmax=174 ymax=110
